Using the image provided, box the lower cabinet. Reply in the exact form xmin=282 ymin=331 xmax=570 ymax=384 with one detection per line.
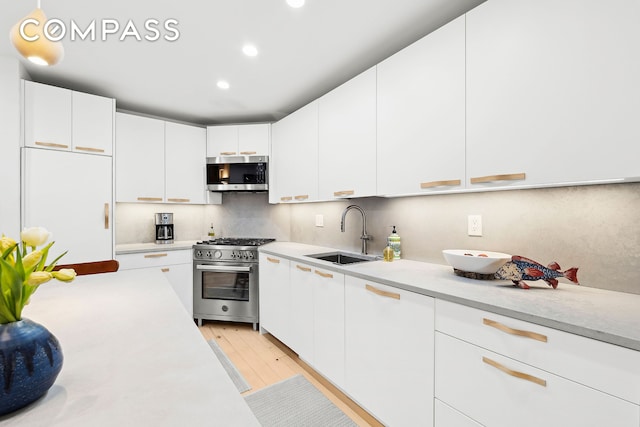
xmin=289 ymin=261 xmax=315 ymax=363
xmin=116 ymin=250 xmax=193 ymax=316
xmin=435 ymin=299 xmax=640 ymax=427
xmin=312 ymin=266 xmax=346 ymax=389
xmin=345 ymin=276 xmax=435 ymax=426
xmin=258 ymin=254 xmax=291 ymax=343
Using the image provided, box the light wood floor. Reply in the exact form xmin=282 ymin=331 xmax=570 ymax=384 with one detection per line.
xmin=199 ymin=320 xmax=382 ymax=427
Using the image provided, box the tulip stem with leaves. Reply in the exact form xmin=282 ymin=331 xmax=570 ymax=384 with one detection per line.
xmin=0 ymin=227 xmax=76 ymax=324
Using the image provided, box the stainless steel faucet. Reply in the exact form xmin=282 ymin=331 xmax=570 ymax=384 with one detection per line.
xmin=340 ymin=205 xmax=371 ymax=254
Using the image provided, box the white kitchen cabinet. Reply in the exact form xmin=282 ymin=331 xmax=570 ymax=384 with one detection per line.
xmin=23 ymin=148 xmax=113 ymax=264
xmin=466 ymin=0 xmax=640 ymax=190
xmin=345 ymin=276 xmax=434 ymax=426
xmin=258 ymin=253 xmax=291 ymax=343
xmin=318 ymin=67 xmax=377 ymax=200
xmin=288 ymin=261 xmax=315 ymax=363
xmin=435 ymin=299 xmax=640 ymax=427
xmin=24 ymin=81 xmax=71 ymax=151
xmin=435 ymin=332 xmax=639 ymax=427
xmin=116 ymin=249 xmax=193 ymax=316
xmin=23 ymin=80 xmax=114 ymax=156
xmin=377 ymin=16 xmax=465 ymax=196
xmin=72 ymin=91 xmax=114 ymax=156
xmin=270 ymin=101 xmax=319 ymax=204
xmin=206 ymin=124 xmax=270 ymax=157
xmin=115 ymin=113 xmax=165 ymax=203
xmin=312 ymin=266 xmax=345 ymax=389
xmin=165 ymin=122 xmax=207 ymax=204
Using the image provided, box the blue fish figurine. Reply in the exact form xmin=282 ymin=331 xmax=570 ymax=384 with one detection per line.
xmin=494 ymin=255 xmax=579 ymax=289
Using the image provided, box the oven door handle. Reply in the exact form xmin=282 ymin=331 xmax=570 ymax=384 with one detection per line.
xmin=196 ymin=265 xmax=252 ymax=273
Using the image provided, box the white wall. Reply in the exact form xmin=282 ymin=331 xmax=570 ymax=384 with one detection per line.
xmin=289 ymin=182 xmax=640 ymax=295
xmin=0 ymin=56 xmax=21 ymax=239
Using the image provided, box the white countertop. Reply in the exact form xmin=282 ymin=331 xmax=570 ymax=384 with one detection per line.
xmin=115 ymin=240 xmax=197 ymax=254
xmin=0 ymin=269 xmax=259 ymax=426
xmin=260 ymin=242 xmax=640 ymax=352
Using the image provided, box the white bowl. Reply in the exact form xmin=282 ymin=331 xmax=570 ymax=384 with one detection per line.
xmin=442 ymin=249 xmax=512 ymax=274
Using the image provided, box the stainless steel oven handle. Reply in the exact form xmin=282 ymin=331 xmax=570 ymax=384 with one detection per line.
xmin=196 ymin=265 xmax=252 ymax=273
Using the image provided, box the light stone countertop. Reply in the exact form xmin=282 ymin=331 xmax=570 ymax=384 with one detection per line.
xmin=0 ymin=269 xmax=259 ymax=427
xmin=115 ymin=240 xmax=198 ymax=254
xmin=259 ymin=241 xmax=640 ymax=352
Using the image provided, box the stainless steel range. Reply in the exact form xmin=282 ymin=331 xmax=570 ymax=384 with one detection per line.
xmin=193 ymin=238 xmax=275 ymax=330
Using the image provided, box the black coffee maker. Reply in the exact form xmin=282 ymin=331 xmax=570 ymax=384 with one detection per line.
xmin=155 ymin=213 xmax=174 ymax=244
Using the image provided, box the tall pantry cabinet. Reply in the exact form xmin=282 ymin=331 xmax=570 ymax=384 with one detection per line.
xmin=21 ymin=80 xmax=115 ymax=264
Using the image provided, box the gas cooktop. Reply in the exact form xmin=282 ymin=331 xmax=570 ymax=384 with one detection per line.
xmin=195 ymin=238 xmax=275 ymax=247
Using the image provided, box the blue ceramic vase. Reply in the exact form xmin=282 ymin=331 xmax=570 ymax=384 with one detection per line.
xmin=0 ymin=319 xmax=63 ymax=416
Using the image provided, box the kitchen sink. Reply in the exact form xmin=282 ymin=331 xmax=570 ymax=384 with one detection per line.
xmin=306 ymin=251 xmax=377 ymax=265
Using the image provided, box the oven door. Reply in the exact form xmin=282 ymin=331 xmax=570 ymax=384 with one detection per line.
xmin=193 ymin=263 xmax=259 ymax=326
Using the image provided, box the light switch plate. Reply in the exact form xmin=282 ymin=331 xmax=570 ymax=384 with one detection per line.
xmin=315 ymin=214 xmax=324 ymax=227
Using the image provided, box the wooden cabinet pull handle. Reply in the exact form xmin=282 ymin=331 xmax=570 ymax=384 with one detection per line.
xmin=420 ymin=179 xmax=461 ymax=189
xmin=220 ymin=151 xmax=237 ymax=156
xmin=240 ymin=151 xmax=256 ymax=155
xmin=144 ymin=253 xmax=168 ymax=258
xmin=294 ymin=195 xmax=309 ymax=201
xmin=161 ymin=268 xmax=170 ymax=273
xmin=296 ymin=265 xmax=311 ymax=272
xmin=482 ymin=356 xmax=546 ymax=387
xmin=470 ymin=173 xmax=526 ymax=184
xmin=365 ymin=284 xmax=400 ymax=300
xmin=167 ymin=198 xmax=190 ymax=203
xmin=137 ymin=197 xmax=163 ymax=202
xmin=35 ymin=141 xmax=69 ymax=149
xmin=483 ymin=318 xmax=547 ymax=343
xmin=314 ymin=270 xmax=333 ymax=279
xmin=75 ymin=146 xmax=105 ymax=153
xmin=266 ymin=257 xmax=280 ymax=264
xmin=104 ymin=203 xmax=109 ymax=229
xmin=280 ymin=196 xmax=293 ymax=202
xmin=334 ymin=190 xmax=355 ymax=197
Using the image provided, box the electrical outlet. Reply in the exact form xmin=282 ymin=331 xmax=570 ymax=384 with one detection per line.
xmin=315 ymin=214 xmax=324 ymax=227
xmin=468 ymin=215 xmax=482 ymax=236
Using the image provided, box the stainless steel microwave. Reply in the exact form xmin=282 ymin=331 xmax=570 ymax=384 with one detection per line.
xmin=206 ymin=155 xmax=268 ymax=192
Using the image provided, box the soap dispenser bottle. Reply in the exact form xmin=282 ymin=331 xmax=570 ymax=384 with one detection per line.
xmin=389 ymin=226 xmax=401 ymax=260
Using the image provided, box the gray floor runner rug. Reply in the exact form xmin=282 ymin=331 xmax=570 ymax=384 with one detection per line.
xmin=244 ymin=374 xmax=356 ymax=427
xmin=207 ymin=339 xmax=252 ymax=393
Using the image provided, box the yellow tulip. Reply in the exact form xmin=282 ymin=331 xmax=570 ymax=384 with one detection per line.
xmin=22 ymin=250 xmax=43 ymax=270
xmin=21 ymin=227 xmax=50 ymax=247
xmin=25 ymin=271 xmax=53 ymax=286
xmin=52 ymin=269 xmax=76 ymax=282
xmin=0 ymin=235 xmax=17 ymax=253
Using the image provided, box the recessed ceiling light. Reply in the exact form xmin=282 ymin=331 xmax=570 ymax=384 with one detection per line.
xmin=242 ymin=44 xmax=258 ymax=57
xmin=286 ymin=0 xmax=305 ymax=8
xmin=217 ymin=80 xmax=230 ymax=90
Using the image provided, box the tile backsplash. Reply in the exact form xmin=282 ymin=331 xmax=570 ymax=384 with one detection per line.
xmin=116 ymin=183 xmax=640 ymax=295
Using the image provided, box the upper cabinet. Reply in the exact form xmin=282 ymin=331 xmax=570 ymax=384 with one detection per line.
xmin=115 ymin=113 xmax=207 ymax=204
xmin=115 ymin=113 xmax=165 ymax=203
xmin=270 ymin=101 xmax=319 ymax=204
xmin=318 ymin=67 xmax=377 ymax=200
xmin=165 ymin=122 xmax=206 ymax=204
xmin=206 ymin=123 xmax=270 ymax=157
xmin=377 ymin=16 xmax=465 ymax=196
xmin=465 ymin=0 xmax=640 ymax=190
xmin=23 ymin=80 xmax=114 ymax=156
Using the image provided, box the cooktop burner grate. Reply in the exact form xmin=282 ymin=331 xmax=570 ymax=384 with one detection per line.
xmin=196 ymin=238 xmax=275 ymax=246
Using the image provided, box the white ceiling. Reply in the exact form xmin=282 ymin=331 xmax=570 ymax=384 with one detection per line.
xmin=1 ymin=0 xmax=485 ymax=125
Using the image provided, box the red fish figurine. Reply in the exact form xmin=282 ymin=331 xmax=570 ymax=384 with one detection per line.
xmin=494 ymin=255 xmax=579 ymax=289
